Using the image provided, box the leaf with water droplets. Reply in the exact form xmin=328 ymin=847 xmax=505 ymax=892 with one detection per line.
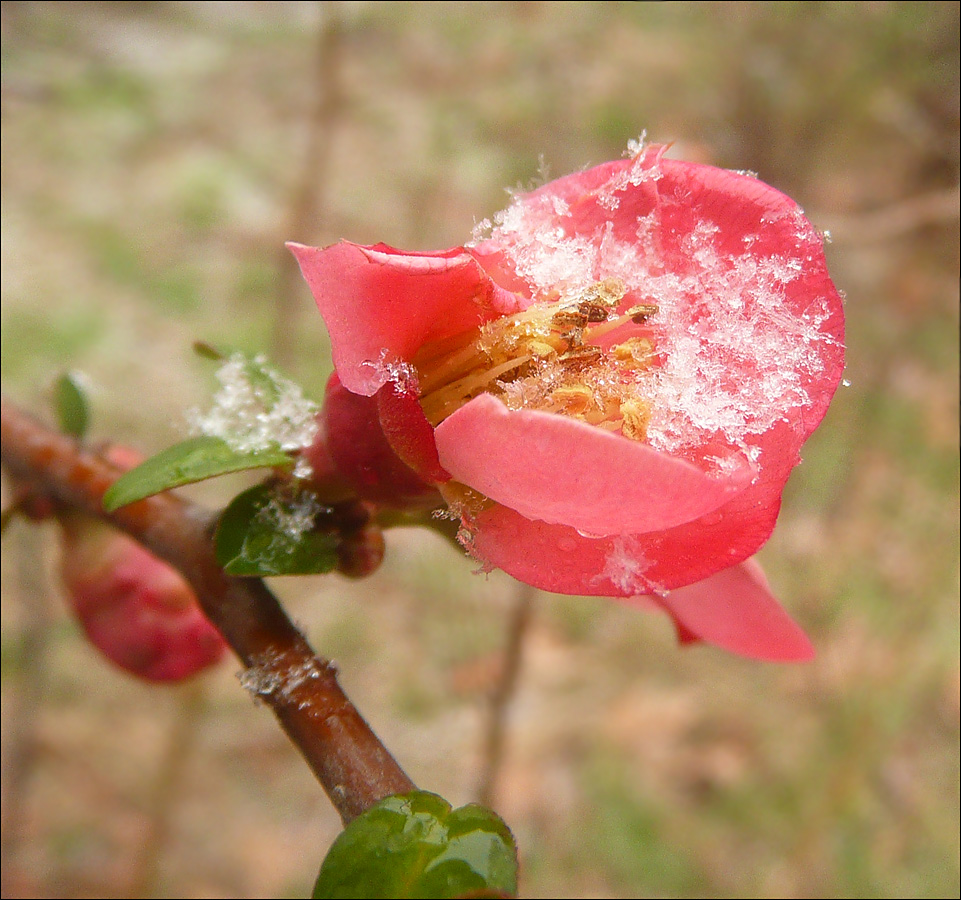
xmin=102 ymin=436 xmax=293 ymax=511
xmin=215 ymin=482 xmax=338 ymax=576
xmin=313 ymin=790 xmax=517 ymax=899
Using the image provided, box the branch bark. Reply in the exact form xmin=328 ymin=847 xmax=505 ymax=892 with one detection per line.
xmin=0 ymin=395 xmax=414 ymax=824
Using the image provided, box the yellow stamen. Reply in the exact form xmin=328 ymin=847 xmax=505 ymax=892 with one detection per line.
xmin=412 ymin=280 xmax=659 ymax=439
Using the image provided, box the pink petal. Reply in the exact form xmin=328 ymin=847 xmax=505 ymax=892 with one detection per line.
xmin=434 ymin=394 xmax=752 ymax=536
xmin=322 ymin=374 xmax=441 ymax=505
xmin=472 ymin=147 xmax=846 ymax=459
xmin=649 ymin=558 xmax=814 ymax=662
xmin=467 ymin=460 xmax=786 ymax=596
xmin=376 ymin=380 xmax=450 ymax=483
xmin=287 ymin=241 xmax=525 ymax=395
xmin=464 ymin=507 xmax=811 ymax=661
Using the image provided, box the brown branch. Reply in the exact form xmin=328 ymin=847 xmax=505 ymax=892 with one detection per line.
xmin=0 ymin=395 xmax=415 ymax=824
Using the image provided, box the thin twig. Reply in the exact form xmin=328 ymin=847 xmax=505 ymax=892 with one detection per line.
xmin=0 ymin=519 xmax=55 ymax=897
xmin=272 ymin=0 xmax=345 ymax=366
xmin=476 ymin=582 xmax=536 ymax=808
xmin=128 ymin=682 xmax=206 ymax=899
xmin=818 ymin=185 xmax=960 ymax=245
xmin=0 ymin=396 xmax=414 ymax=824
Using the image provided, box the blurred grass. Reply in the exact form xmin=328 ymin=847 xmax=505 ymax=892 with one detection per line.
xmin=2 ymin=2 xmax=958 ymax=898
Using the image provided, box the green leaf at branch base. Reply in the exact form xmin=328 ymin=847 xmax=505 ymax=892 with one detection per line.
xmin=313 ymin=790 xmax=518 ymax=900
xmin=102 ymin=436 xmax=292 ymax=511
xmin=54 ymin=372 xmax=90 ymax=439
xmin=215 ymin=482 xmax=339 ymax=576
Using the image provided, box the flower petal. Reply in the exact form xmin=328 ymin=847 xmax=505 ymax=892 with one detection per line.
xmin=376 ymin=380 xmax=451 ymax=483
xmin=466 ymin=459 xmax=786 ymax=597
xmin=472 ymin=146 xmax=846 ymax=466
xmin=434 ymin=393 xmax=751 ymax=535
xmin=650 ymin=558 xmax=814 ymax=662
xmin=287 ymin=241 xmax=525 ymax=395
xmin=321 ymin=374 xmax=441 ymax=505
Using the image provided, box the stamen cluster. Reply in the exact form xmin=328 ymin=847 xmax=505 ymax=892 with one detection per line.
xmin=415 ymin=278 xmax=658 ymax=441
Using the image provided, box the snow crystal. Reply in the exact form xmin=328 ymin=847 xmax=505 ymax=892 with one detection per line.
xmin=238 ymin=648 xmax=327 ymax=711
xmin=188 ymin=353 xmax=319 ymax=458
xmin=478 ymin=141 xmax=838 ymax=465
xmin=624 ymin=132 xmax=649 ymax=159
xmin=257 ymin=490 xmax=324 ymax=542
xmin=599 ymin=536 xmax=665 ymax=596
xmin=360 ymin=349 xmax=418 ymax=391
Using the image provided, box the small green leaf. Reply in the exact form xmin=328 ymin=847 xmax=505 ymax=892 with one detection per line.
xmin=215 ymin=482 xmax=338 ymax=576
xmin=54 ymin=372 xmax=90 ymax=439
xmin=313 ymin=790 xmax=518 ymax=900
xmin=103 ymin=436 xmax=292 ymax=511
xmin=192 ymin=340 xmax=225 ymax=361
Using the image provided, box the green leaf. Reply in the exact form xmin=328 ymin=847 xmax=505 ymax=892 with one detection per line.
xmin=192 ymin=340 xmax=225 ymax=361
xmin=54 ymin=372 xmax=90 ymax=439
xmin=102 ymin=436 xmax=292 ymax=511
xmin=313 ymin=791 xmax=518 ymax=900
xmin=215 ymin=482 xmax=338 ymax=576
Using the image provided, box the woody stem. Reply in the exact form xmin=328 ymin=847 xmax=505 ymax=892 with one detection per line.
xmin=0 ymin=395 xmax=414 ymax=825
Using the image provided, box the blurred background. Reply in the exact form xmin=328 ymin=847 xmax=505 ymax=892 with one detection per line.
xmin=2 ymin=2 xmax=958 ymax=897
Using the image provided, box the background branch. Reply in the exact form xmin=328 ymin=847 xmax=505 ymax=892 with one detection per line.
xmin=0 ymin=395 xmax=414 ymax=825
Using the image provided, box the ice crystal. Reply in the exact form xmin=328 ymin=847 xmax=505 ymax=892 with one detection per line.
xmin=600 ymin=535 xmax=665 ymax=597
xmin=189 ymin=353 xmax=319 ymax=458
xmin=360 ymin=349 xmax=419 ymax=391
xmin=256 ymin=490 xmax=323 ymax=542
xmin=238 ymin=647 xmax=325 ymax=710
xmin=479 ymin=142 xmax=836 ymax=463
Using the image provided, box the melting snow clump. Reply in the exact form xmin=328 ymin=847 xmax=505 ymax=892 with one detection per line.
xmin=257 ymin=490 xmax=324 ymax=542
xmin=479 ymin=139 xmax=838 ymax=468
xmin=189 ymin=353 xmax=319 ymax=457
xmin=238 ymin=648 xmax=325 ymax=709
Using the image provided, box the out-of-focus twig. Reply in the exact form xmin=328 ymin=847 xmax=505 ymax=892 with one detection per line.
xmin=272 ymin=1 xmax=346 ymax=366
xmin=476 ymin=582 xmax=537 ymax=808
xmin=0 ymin=518 xmax=55 ymax=898
xmin=0 ymin=395 xmax=414 ymax=825
xmin=128 ymin=682 xmax=206 ymax=899
xmin=819 ymin=185 xmax=959 ymax=245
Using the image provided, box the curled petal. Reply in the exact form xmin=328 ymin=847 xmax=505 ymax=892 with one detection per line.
xmin=435 ymin=394 xmax=751 ymax=536
xmin=321 ymin=374 xmax=440 ymax=506
xmin=287 ymin=241 xmax=525 ymax=395
xmin=649 ymin=558 xmax=814 ymax=662
xmin=472 ymin=148 xmax=846 ymax=462
xmin=376 ymin=381 xmax=450 ymax=484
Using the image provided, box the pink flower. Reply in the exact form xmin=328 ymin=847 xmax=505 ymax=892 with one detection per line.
xmin=58 ymin=448 xmax=227 ymax=682
xmin=290 ymin=144 xmax=845 ymax=661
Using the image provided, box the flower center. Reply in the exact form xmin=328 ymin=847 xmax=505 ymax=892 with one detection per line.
xmin=413 ymin=278 xmax=659 ymax=441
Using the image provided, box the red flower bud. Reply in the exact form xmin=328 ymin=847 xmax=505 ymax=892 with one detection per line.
xmin=57 ymin=446 xmax=227 ymax=682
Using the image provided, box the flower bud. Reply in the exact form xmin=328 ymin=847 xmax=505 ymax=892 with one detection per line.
xmin=57 ymin=444 xmax=227 ymax=682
